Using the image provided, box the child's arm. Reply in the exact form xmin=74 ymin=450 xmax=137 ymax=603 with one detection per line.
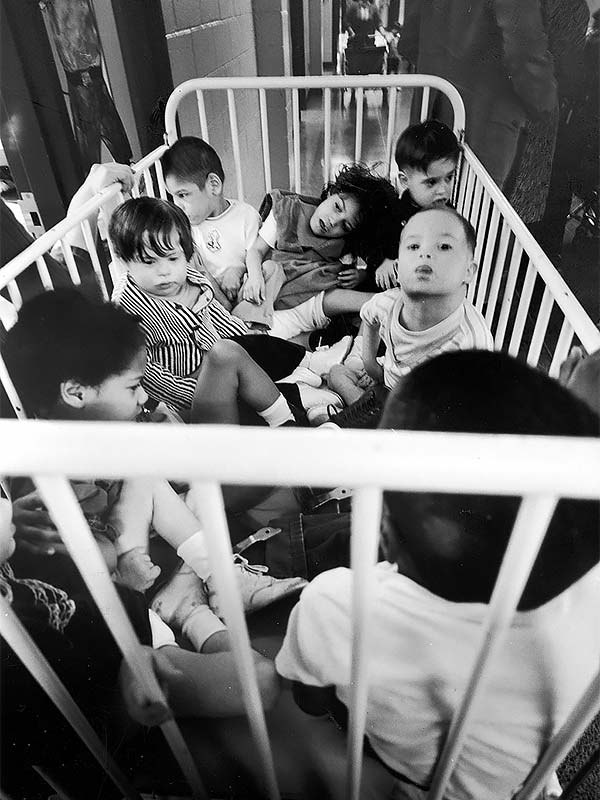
xmin=242 ymin=234 xmax=272 ymax=304
xmin=219 ymin=267 xmax=246 ymax=303
xmin=362 ymin=321 xmax=384 ymax=383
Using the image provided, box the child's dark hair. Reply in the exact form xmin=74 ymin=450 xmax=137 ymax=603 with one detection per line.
xmin=109 ymin=197 xmax=195 ymax=263
xmin=161 ymin=136 xmax=225 ymax=187
xmin=380 ymin=351 xmax=599 ymax=610
xmin=394 ymin=119 xmax=461 ymax=172
xmin=403 ymin=206 xmax=477 ymax=255
xmin=3 ymin=289 xmax=146 ymax=417
xmin=320 ymin=163 xmax=398 ymax=259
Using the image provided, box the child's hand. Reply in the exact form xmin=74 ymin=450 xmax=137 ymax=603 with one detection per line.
xmin=241 ymin=271 xmax=266 ymax=304
xmin=375 ymin=259 xmax=398 ymax=290
xmin=336 ymin=268 xmax=363 ymax=289
xmin=220 ymin=266 xmax=246 ymax=303
xmin=86 ymin=163 xmax=134 ymax=197
xmin=119 ymin=645 xmax=182 ymax=727
xmin=12 ymin=491 xmax=66 ymax=557
xmin=115 ymin=547 xmax=161 ymax=592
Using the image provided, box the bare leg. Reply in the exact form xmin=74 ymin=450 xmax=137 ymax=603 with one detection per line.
xmin=191 ymin=340 xmax=282 ymax=424
xmin=322 ymin=288 xmax=374 ymax=317
xmin=328 ymin=364 xmax=365 ymax=405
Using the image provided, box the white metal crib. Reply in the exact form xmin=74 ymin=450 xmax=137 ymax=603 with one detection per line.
xmin=0 ymin=74 xmax=599 ymax=800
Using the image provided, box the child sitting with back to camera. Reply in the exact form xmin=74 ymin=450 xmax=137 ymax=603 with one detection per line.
xmin=0 ymin=494 xmax=280 ymax=800
xmin=162 ymin=137 xmax=397 ymax=341
xmin=276 ymin=350 xmax=600 ymax=800
xmin=321 ymin=206 xmax=493 ymax=428
xmin=3 ymin=289 xmax=306 ymax=654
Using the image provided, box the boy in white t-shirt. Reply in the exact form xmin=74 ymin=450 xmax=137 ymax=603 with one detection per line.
xmin=161 ymin=136 xmax=283 ymax=328
xmin=325 ymin=206 xmax=493 ymax=427
xmin=276 ymin=350 xmax=600 ymax=799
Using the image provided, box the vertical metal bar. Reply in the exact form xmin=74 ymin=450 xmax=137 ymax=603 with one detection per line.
xmin=80 ymin=220 xmax=109 ymax=301
xmin=259 ymin=88 xmax=273 ymax=192
xmin=468 ymin=180 xmax=484 ymax=231
xmin=188 ymin=482 xmax=281 ymax=800
xmin=323 ymin=88 xmax=332 ymax=184
xmin=6 ymin=279 xmax=23 ymax=309
xmin=143 ymin=168 xmax=156 ymax=198
xmin=428 ymin=494 xmax=559 ymax=800
xmin=495 ymin=242 xmax=524 ymax=350
xmin=384 ymin=88 xmax=398 ymax=179
xmin=292 ymin=89 xmax=301 ymax=192
xmin=508 ymin=262 xmax=537 ymax=357
xmin=227 ymin=89 xmax=245 ymax=201
xmin=347 ymin=487 xmax=383 ymax=800
xmin=35 ymin=255 xmax=53 ymax=290
xmin=32 ymin=767 xmax=78 ymax=800
xmin=0 ymin=597 xmax=142 ymax=800
xmin=59 ymin=240 xmax=82 ymax=285
xmin=155 ymin=158 xmax=168 ymax=200
xmin=474 ymin=205 xmax=500 ymax=312
xmin=485 ymin=221 xmax=511 ymax=328
xmin=456 ymin=160 xmax=470 ymax=216
xmin=549 ymin=319 xmax=575 ymax=378
xmin=513 ymin=673 xmax=600 ymax=800
xmin=419 ymin=86 xmax=430 ymax=121
xmin=354 ymin=87 xmax=364 ymax=162
xmin=196 ymin=90 xmax=209 ymax=141
xmin=33 ymin=476 xmax=208 ymax=800
xmin=468 ymin=190 xmax=492 ymax=304
xmin=460 ymin=166 xmax=476 ymax=218
xmin=0 ymin=353 xmax=25 ymax=418
xmin=527 ymin=287 xmax=554 ymax=367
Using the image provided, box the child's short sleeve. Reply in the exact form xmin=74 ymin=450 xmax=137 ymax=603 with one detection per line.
xmin=258 ymin=211 xmax=278 ymax=249
xmin=360 ymin=289 xmax=399 ymax=327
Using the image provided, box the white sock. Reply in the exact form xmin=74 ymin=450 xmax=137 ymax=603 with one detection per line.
xmin=259 ymin=394 xmax=294 ymax=426
xmin=177 ymin=531 xmax=210 ymax=579
xmin=182 ymin=607 xmax=227 ymax=651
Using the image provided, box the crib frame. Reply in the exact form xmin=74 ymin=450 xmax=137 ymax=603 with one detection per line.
xmin=1 ymin=74 xmax=599 ymax=800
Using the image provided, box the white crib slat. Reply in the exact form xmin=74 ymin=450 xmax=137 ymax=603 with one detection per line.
xmin=461 ymin=166 xmax=477 ymax=219
xmin=456 ymin=159 xmax=470 ymax=216
xmin=354 ymin=88 xmax=364 ymax=162
xmin=494 ymin=241 xmax=524 ymax=350
xmin=419 ymin=86 xmax=430 ymax=121
xmin=0 ymin=354 xmax=25 ymax=418
xmin=259 ymin=88 xmax=273 ymax=192
xmin=384 ymin=88 xmax=398 ymax=179
xmin=227 ymin=89 xmax=245 ymax=202
xmin=508 ymin=261 xmax=537 ymax=357
xmin=35 ymin=255 xmax=54 ymax=291
xmin=513 ymin=672 xmax=600 ymax=800
xmin=485 ymin=221 xmax=511 ymax=327
xmin=33 ymin=476 xmax=209 ymax=800
xmin=196 ymin=90 xmax=209 ymax=141
xmin=80 ymin=219 xmax=109 ymax=301
xmin=549 ymin=319 xmax=575 ymax=378
xmin=468 ymin=191 xmax=492 ymax=304
xmin=324 ymin=88 xmax=332 ymax=183
xmin=58 ymin=240 xmax=82 ymax=285
xmin=31 ymin=768 xmax=74 ymax=800
xmin=347 ymin=487 xmax=383 ymax=800
xmin=292 ymin=89 xmax=301 ymax=192
xmin=428 ymin=494 xmax=559 ymax=800
xmin=187 ymin=482 xmax=281 ymax=800
xmin=468 ymin=179 xmax=484 ymax=230
xmin=527 ymin=286 xmax=554 ymax=367
xmin=474 ymin=205 xmax=500 ymax=311
xmin=143 ymin=168 xmax=156 ymax=198
xmin=6 ymin=279 xmax=22 ymax=310
xmin=155 ymin=157 xmax=168 ymax=200
xmin=0 ymin=595 xmax=141 ymax=800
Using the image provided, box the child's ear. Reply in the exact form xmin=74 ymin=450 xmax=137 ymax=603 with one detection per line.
xmin=464 ymin=259 xmax=478 ymax=285
xmin=397 ymin=170 xmax=409 ymax=191
xmin=205 ymin=173 xmax=223 ymax=196
xmin=59 ymin=379 xmax=90 ymax=409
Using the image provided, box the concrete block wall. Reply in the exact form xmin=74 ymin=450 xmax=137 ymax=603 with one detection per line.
xmin=161 ymin=0 xmax=268 ymax=207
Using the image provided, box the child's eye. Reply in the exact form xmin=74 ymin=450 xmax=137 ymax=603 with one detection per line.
xmin=425 ymin=180 xmax=436 ymax=188
xmin=439 ymin=243 xmax=452 ymax=250
xmin=407 ymin=243 xmax=420 ymax=250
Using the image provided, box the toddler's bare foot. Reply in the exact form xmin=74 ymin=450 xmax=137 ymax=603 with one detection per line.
xmin=116 ymin=547 xmax=161 ymax=592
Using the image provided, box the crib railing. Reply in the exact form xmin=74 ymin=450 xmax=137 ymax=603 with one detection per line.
xmin=1 ymin=420 xmax=599 ymax=800
xmin=1 ymin=74 xmax=599 ymax=798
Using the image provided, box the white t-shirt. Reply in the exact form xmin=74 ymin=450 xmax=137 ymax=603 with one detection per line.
xmin=192 ymin=199 xmax=260 ymax=281
xmin=276 ymin=561 xmax=600 ymax=800
xmin=360 ymin=288 xmax=494 ymax=389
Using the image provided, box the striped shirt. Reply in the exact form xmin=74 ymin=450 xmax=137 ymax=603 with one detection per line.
xmin=112 ymin=266 xmax=247 ymax=410
xmin=360 ymin=288 xmax=494 ymax=390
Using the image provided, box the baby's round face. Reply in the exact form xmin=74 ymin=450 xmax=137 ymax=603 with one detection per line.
xmin=125 ymin=229 xmax=189 ymax=299
xmin=0 ymin=497 xmax=16 ymax=564
xmin=310 ymin=192 xmax=361 ymax=238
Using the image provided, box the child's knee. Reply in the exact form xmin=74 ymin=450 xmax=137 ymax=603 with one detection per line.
xmin=204 ymin=339 xmax=245 ymax=369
